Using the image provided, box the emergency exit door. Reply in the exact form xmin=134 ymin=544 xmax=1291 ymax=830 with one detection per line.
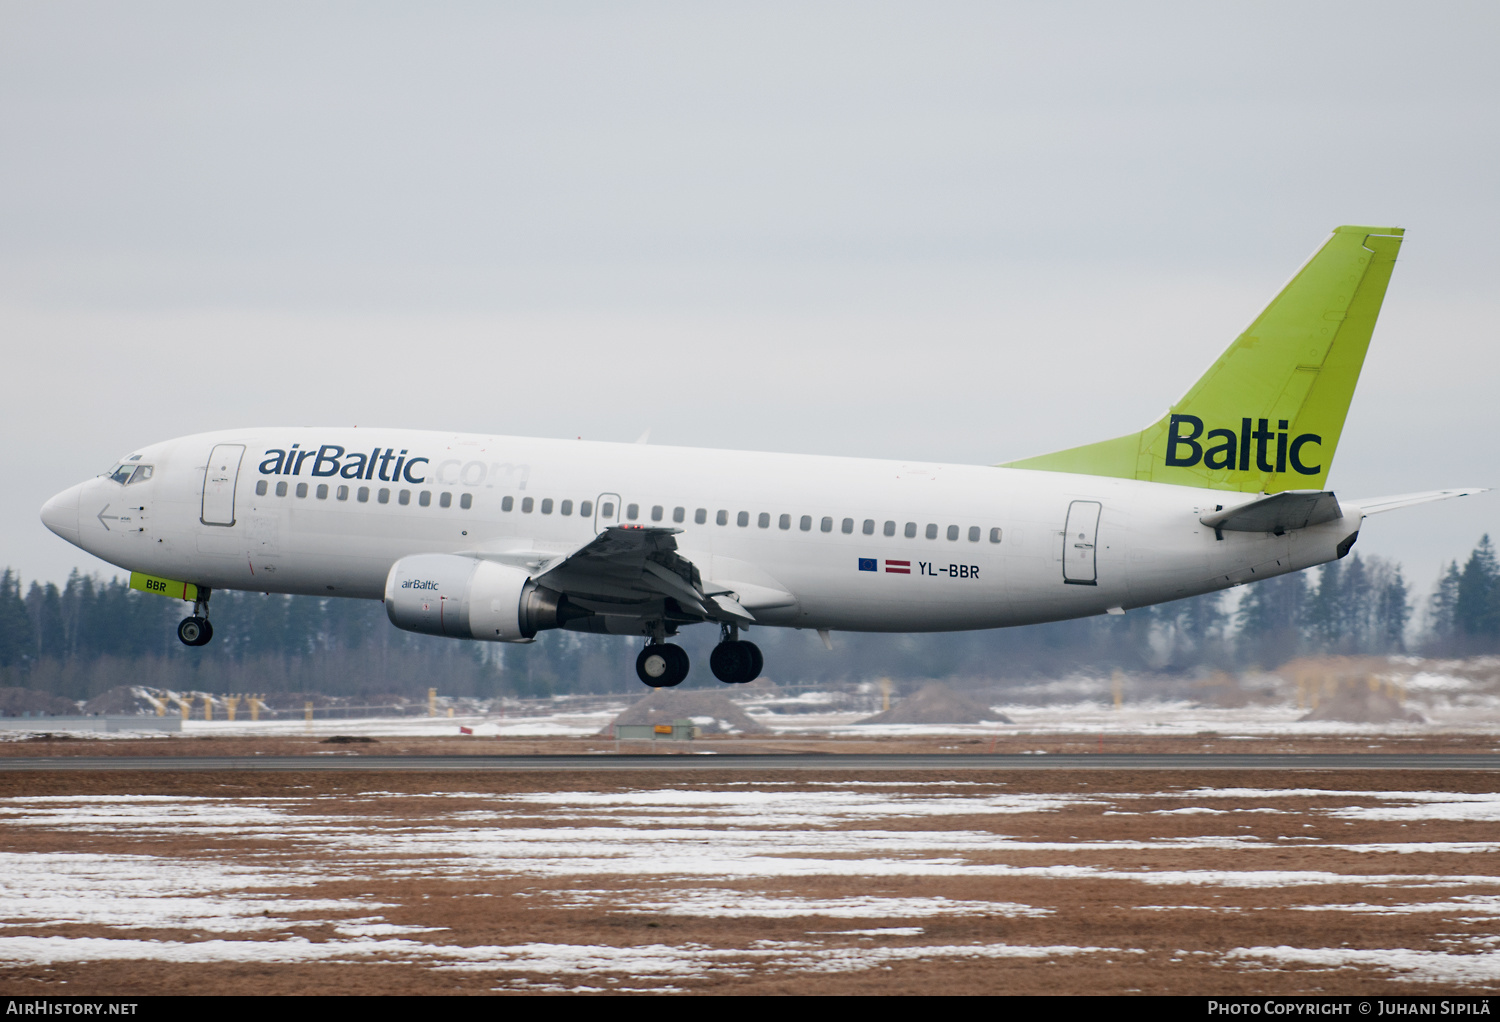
xmin=201 ymin=444 xmax=245 ymax=527
xmin=594 ymin=492 xmax=621 ymax=534
xmin=1062 ymin=500 xmax=1101 ymax=585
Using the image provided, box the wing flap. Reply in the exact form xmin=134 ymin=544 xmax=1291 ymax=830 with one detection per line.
xmin=532 ymin=525 xmax=751 ymax=623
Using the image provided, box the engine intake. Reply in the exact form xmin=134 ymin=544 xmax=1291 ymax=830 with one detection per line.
xmin=384 ymin=554 xmax=565 ymax=642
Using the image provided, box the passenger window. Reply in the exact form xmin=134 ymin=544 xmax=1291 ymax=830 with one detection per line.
xmin=626 ymin=503 xmax=639 ymax=520
xmin=777 ymin=514 xmax=790 ymax=529
xmin=579 ymin=500 xmax=592 ymax=516
xmin=357 ymin=487 xmax=369 ymax=503
xmin=419 ymin=491 xmax=432 ymax=507
xmin=758 ymin=513 xmax=770 ymax=528
xmin=799 ymin=515 xmax=811 ymax=531
xmin=841 ymin=518 xmax=853 ymax=534
xmin=460 ymin=493 xmax=472 ymax=510
xmin=128 ymin=466 xmax=153 ymax=484
xmin=863 ymin=519 xmax=875 ymax=535
xmin=316 ymin=484 xmax=328 ymax=500
xmin=256 ymin=480 xmax=268 ymax=496
xmin=883 ymin=521 xmax=895 ymax=537
xmin=967 ymin=526 xmax=980 ymax=542
xmin=946 ymin=525 xmax=958 ymax=541
xmin=276 ymin=481 xmax=288 ymax=497
xmin=294 ymin=483 xmax=307 ymax=498
xmin=905 ymin=522 xmax=917 ymax=538
xmin=990 ymin=527 xmax=1003 ymax=543
xmin=695 ymin=508 xmax=707 ymax=524
xmin=925 ymin=524 xmax=937 ymax=540
xmin=651 ymin=505 xmax=663 ymax=522
xmin=717 ymin=510 xmax=728 ymax=526
xmin=502 ymin=496 xmax=515 ymax=512
xmin=821 ymin=516 xmax=833 ymax=533
xmin=521 ymin=497 xmax=534 ymax=513
xmin=560 ymin=499 xmax=572 ymax=515
xmin=673 ymin=506 xmax=685 ymax=523
xmin=737 ymin=511 xmax=749 ymax=527
xmin=398 ymin=489 xmax=411 ymax=505
xmin=337 ymin=485 xmax=348 ymax=501
xmin=601 ymin=501 xmax=614 ymax=517
xmin=541 ymin=498 xmax=553 ymax=514
xmin=378 ymin=488 xmax=390 ymax=504
xmin=440 ymin=492 xmax=452 ymax=508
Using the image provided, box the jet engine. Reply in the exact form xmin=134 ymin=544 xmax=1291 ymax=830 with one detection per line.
xmin=384 ymin=554 xmax=565 ymax=642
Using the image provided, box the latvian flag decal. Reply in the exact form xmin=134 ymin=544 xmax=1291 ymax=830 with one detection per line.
xmin=884 ymin=560 xmax=911 ymax=574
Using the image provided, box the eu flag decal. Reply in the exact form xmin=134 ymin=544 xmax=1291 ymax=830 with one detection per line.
xmin=858 ymin=558 xmax=877 ymax=572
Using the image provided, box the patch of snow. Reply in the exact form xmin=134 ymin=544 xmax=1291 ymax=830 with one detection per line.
xmin=1229 ymin=945 xmax=1500 ymax=986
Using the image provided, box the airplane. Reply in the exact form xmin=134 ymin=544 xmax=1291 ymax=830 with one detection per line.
xmin=39 ymin=225 xmax=1483 ymax=688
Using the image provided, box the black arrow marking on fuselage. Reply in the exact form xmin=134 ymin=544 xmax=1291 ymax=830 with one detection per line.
xmin=96 ymin=505 xmax=127 ymax=531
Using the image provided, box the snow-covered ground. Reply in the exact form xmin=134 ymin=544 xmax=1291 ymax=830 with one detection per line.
xmin=0 ymin=784 xmax=1498 ymax=987
xmin=1 ymin=695 xmax=1496 ymax=740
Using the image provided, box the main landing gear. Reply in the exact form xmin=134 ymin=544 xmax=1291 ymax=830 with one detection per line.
xmin=709 ymin=624 xmax=762 ymax=685
xmin=636 ymin=642 xmax=689 ymax=688
xmin=177 ymin=588 xmax=214 ymax=647
xmin=632 ymin=623 xmax=764 ymax=688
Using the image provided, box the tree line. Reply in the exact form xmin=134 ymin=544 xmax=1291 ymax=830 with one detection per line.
xmin=2 ymin=536 xmax=1498 ymax=703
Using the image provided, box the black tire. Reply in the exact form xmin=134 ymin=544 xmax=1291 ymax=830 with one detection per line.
xmin=636 ymin=643 xmax=688 ymax=687
xmin=744 ymin=640 xmax=763 ymax=681
xmin=198 ymin=620 xmax=214 ymax=645
xmin=177 ymin=616 xmax=206 ymax=647
xmin=709 ymin=640 xmax=762 ymax=684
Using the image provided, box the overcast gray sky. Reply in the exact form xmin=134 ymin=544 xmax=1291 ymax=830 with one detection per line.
xmin=4 ymin=1 xmax=1497 ymax=609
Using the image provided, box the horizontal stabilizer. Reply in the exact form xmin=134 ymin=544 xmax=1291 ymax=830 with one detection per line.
xmin=1199 ymin=490 xmax=1343 ymax=535
xmin=1348 ymin=488 xmax=1487 ymax=515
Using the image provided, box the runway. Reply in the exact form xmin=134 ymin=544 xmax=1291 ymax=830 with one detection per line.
xmin=2 ymin=752 xmax=1499 ymax=771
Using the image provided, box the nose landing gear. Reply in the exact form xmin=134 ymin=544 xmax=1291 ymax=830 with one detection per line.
xmin=709 ymin=624 xmax=762 ymax=684
xmin=177 ymin=588 xmax=214 ymax=647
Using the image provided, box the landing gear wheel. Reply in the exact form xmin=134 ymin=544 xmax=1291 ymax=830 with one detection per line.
xmin=177 ymin=616 xmax=212 ymax=647
xmin=636 ymin=643 xmax=689 ymax=688
xmin=709 ymin=640 xmax=763 ymax=684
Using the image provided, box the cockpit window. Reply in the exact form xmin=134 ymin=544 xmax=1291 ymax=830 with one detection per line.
xmin=108 ymin=465 xmax=134 ymax=485
xmin=127 ymin=465 xmax=153 ymax=484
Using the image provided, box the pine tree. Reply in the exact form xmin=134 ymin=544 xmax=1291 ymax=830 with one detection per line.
xmin=0 ymin=571 xmax=31 ymax=668
xmin=1377 ymin=565 xmax=1410 ymax=652
xmin=1455 ymin=535 xmax=1500 ymax=649
xmin=1237 ymin=571 xmax=1309 ymax=664
xmin=1304 ymin=560 xmax=1342 ymax=651
xmin=1428 ymin=560 xmax=1462 ymax=650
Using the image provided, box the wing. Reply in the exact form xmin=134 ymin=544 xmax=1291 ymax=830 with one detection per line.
xmin=531 ymin=525 xmax=755 ymax=624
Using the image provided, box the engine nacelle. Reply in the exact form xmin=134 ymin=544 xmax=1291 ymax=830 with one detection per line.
xmin=384 ymin=554 xmax=564 ymax=642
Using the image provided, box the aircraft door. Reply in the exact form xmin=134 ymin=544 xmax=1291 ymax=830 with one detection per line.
xmin=201 ymin=444 xmax=245 ymax=527
xmin=1062 ymin=500 xmax=1101 ymax=586
xmin=593 ymin=492 xmax=621 ymax=534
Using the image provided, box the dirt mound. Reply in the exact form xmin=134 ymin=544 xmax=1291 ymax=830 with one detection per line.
xmin=79 ymin=686 xmax=164 ymax=716
xmin=858 ymin=683 xmax=1012 ymax=725
xmin=0 ymin=687 xmax=82 ymax=717
xmin=1299 ymin=680 xmax=1425 ymax=724
xmin=601 ymin=689 xmax=771 ymax=735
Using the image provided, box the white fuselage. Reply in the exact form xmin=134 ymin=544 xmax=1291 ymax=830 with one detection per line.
xmin=40 ymin=427 xmax=1363 ymax=634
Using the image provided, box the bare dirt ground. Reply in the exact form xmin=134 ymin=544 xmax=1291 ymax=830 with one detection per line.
xmin=0 ymin=739 xmax=1496 ymax=995
xmin=2 ymin=730 xmax=1499 ymax=758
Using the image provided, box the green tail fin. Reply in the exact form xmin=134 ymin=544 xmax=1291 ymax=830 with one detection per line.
xmin=1001 ymin=225 xmax=1404 ymax=493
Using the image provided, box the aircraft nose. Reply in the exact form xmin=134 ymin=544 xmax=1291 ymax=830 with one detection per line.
xmin=40 ymin=483 xmax=82 ymax=543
